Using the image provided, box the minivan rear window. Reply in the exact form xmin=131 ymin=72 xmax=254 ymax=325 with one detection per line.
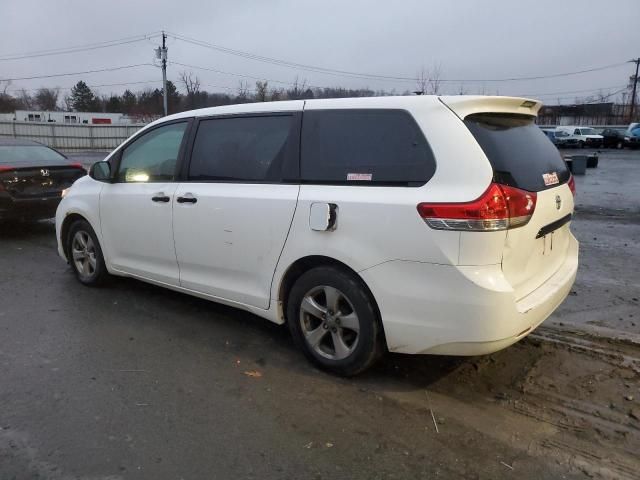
xmin=464 ymin=113 xmax=570 ymax=192
xmin=301 ymin=109 xmax=435 ymax=186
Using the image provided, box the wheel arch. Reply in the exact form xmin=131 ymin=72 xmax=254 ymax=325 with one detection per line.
xmin=60 ymin=212 xmax=98 ymax=262
xmin=277 ymin=255 xmax=384 ymax=339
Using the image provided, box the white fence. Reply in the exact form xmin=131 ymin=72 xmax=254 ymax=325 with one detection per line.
xmin=0 ymin=121 xmax=144 ymax=152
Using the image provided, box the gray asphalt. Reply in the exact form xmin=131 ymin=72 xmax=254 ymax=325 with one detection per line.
xmin=549 ymin=149 xmax=640 ymax=338
xmin=0 ymin=231 xmax=585 ymax=479
xmin=2 ymin=148 xmax=638 ymax=479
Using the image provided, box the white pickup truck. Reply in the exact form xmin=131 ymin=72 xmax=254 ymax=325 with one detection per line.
xmin=555 ymin=126 xmax=603 ymax=148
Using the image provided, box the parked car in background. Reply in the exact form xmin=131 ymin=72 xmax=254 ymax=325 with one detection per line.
xmin=550 ymin=129 xmax=579 ymax=148
xmin=624 ymin=123 xmax=640 ymax=149
xmin=601 ymin=128 xmax=627 ymax=149
xmin=56 ymin=95 xmax=578 ymax=376
xmin=555 ymin=126 xmax=603 ymax=148
xmin=542 ymin=128 xmax=577 ymax=148
xmin=0 ymin=139 xmax=86 ymax=221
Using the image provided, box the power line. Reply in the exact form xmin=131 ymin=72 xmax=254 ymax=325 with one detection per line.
xmin=169 ymin=60 xmax=326 ymax=89
xmin=522 ymin=84 xmax=627 ymax=98
xmin=168 ymin=31 xmax=630 ymax=84
xmin=6 ymin=79 xmax=160 ymax=93
xmin=0 ymin=32 xmax=162 ymax=61
xmin=0 ymin=64 xmax=154 ymax=82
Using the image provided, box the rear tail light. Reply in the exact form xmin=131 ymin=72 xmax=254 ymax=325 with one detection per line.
xmin=0 ymin=166 xmax=15 ymax=172
xmin=567 ymin=174 xmax=576 ymax=196
xmin=417 ymin=183 xmax=536 ymax=232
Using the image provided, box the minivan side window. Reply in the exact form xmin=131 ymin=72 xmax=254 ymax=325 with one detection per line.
xmin=117 ymin=122 xmax=187 ymax=183
xmin=300 ymin=109 xmax=435 ymax=186
xmin=188 ymin=115 xmax=295 ymax=182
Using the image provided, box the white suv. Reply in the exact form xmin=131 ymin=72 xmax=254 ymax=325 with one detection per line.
xmin=56 ymin=96 xmax=578 ymax=375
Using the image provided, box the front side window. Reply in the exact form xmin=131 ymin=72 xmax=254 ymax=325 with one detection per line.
xmin=117 ymin=122 xmax=187 ymax=183
xmin=188 ymin=115 xmax=294 ymax=182
xmin=300 ymin=109 xmax=435 ymax=185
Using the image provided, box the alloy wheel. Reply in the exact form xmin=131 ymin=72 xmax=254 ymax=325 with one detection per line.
xmin=299 ymin=285 xmax=360 ymax=360
xmin=71 ymin=230 xmax=97 ymax=279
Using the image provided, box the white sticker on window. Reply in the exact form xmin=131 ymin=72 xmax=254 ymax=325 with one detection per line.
xmin=542 ymin=172 xmax=559 ymax=186
xmin=347 ymin=173 xmax=372 ymax=181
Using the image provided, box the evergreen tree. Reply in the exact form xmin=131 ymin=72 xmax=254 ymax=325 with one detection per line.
xmin=69 ymin=81 xmax=98 ymax=112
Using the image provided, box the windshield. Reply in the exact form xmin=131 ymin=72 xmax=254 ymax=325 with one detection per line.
xmin=0 ymin=145 xmax=66 ymax=164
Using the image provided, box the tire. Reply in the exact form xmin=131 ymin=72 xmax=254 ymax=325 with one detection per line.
xmin=66 ymin=219 xmax=109 ymax=286
xmin=287 ymin=266 xmax=384 ymax=376
xmin=578 ymin=141 xmax=585 ymax=149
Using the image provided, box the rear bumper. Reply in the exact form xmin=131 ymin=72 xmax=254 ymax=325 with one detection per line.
xmin=360 ymin=234 xmax=578 ymax=355
xmin=0 ymin=195 xmax=61 ymax=220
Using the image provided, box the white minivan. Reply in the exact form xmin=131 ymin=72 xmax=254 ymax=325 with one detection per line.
xmin=56 ymin=95 xmax=578 ymax=375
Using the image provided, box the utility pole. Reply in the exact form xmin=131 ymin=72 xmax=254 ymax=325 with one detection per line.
xmin=629 ymin=57 xmax=640 ymax=122
xmin=156 ymin=32 xmax=168 ymax=116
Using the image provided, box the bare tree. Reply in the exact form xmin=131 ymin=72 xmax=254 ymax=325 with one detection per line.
xmin=179 ymin=71 xmax=201 ymax=96
xmin=255 ymin=80 xmax=269 ymax=102
xmin=35 ymin=88 xmax=59 ymax=110
xmin=270 ymin=87 xmax=284 ymax=101
xmin=427 ymin=62 xmax=443 ymax=94
xmin=415 ymin=63 xmax=443 ymax=95
xmin=237 ymin=80 xmax=250 ymax=101
xmin=18 ymin=89 xmax=34 ymax=109
xmin=287 ymin=76 xmax=307 ymax=100
xmin=415 ymin=67 xmax=428 ymax=95
xmin=63 ymin=93 xmax=73 ymax=111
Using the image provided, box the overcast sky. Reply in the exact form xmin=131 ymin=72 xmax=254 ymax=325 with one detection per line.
xmin=1 ymin=0 xmax=638 ymax=104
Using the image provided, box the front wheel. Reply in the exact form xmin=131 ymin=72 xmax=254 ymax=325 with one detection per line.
xmin=287 ymin=266 xmax=384 ymax=376
xmin=66 ymin=219 xmax=109 ymax=286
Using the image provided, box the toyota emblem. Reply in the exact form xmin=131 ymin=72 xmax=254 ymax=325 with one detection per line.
xmin=40 ymin=169 xmax=50 ymax=177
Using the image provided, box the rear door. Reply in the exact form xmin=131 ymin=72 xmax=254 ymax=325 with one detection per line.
xmin=462 ymin=112 xmax=574 ymax=299
xmin=172 ymin=112 xmax=301 ymax=309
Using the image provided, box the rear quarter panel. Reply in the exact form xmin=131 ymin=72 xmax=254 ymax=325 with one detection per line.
xmin=271 ymin=97 xmax=494 ymax=300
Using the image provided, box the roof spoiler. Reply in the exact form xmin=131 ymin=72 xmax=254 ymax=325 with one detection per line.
xmin=439 ymin=95 xmax=542 ymax=119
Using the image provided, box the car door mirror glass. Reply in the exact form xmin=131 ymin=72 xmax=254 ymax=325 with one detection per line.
xmin=89 ymin=161 xmax=111 ymax=182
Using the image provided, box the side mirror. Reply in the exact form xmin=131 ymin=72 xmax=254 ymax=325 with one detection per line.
xmin=89 ymin=161 xmax=111 ymax=182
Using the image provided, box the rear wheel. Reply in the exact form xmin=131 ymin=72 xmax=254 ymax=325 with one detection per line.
xmin=287 ymin=266 xmax=384 ymax=376
xmin=66 ymin=219 xmax=108 ymax=286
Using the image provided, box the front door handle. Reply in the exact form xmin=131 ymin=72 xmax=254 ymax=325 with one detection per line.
xmin=151 ymin=193 xmax=170 ymax=203
xmin=176 ymin=194 xmax=197 ymax=204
